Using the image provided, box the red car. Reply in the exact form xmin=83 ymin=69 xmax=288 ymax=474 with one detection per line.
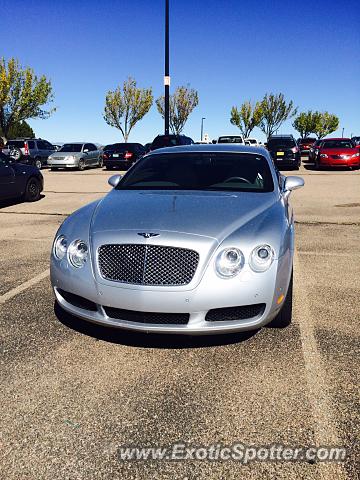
xmin=297 ymin=137 xmax=316 ymax=155
xmin=315 ymin=138 xmax=360 ymax=169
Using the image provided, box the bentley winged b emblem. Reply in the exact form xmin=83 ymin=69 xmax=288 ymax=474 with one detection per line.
xmin=137 ymin=232 xmax=160 ymax=239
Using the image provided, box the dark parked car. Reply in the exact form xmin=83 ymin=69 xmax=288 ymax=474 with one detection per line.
xmin=144 ymin=142 xmax=152 ymax=154
xmin=150 ymin=134 xmax=194 ymax=151
xmin=0 ymin=152 xmax=43 ymax=202
xmin=2 ymin=138 xmax=56 ymax=169
xmin=102 ymin=143 xmax=145 ymax=170
xmin=351 ymin=136 xmax=360 ymax=146
xmin=308 ymin=139 xmax=323 ymax=162
xmin=297 ymin=137 xmax=316 ymax=154
xmin=267 ymin=135 xmax=301 ymax=170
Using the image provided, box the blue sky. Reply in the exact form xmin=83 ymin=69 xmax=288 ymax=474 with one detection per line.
xmin=1 ymin=0 xmax=359 ymax=144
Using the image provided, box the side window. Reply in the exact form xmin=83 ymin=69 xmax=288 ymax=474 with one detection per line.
xmin=37 ymin=140 xmax=46 ymax=149
xmin=27 ymin=140 xmax=35 ymax=149
xmin=83 ymin=144 xmax=90 ymax=152
xmin=85 ymin=143 xmax=96 ymax=152
xmin=90 ymin=144 xmax=97 ymax=151
xmin=44 ymin=140 xmax=55 ymax=149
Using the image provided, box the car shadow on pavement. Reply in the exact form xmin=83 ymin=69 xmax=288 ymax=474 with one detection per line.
xmin=304 ymin=164 xmax=356 ymax=171
xmin=54 ymin=302 xmax=258 ymax=349
xmin=0 ymin=194 xmax=45 ymax=209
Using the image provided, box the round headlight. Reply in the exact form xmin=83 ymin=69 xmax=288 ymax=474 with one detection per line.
xmin=53 ymin=235 xmax=67 ymax=260
xmin=249 ymin=245 xmax=274 ymax=272
xmin=67 ymin=239 xmax=88 ymax=268
xmin=215 ymin=247 xmax=244 ymax=278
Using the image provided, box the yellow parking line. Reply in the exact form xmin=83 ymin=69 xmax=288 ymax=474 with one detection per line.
xmin=0 ymin=269 xmax=50 ymax=304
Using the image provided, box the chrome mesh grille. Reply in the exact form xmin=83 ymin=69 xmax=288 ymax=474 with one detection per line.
xmin=98 ymin=244 xmax=199 ymax=286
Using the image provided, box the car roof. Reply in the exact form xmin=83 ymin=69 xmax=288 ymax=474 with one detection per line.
xmin=218 ymin=134 xmax=243 ymax=137
xmin=269 ymin=135 xmax=294 ymax=138
xmin=147 ymin=144 xmax=268 ymax=156
xmin=321 ymin=137 xmax=351 ymax=141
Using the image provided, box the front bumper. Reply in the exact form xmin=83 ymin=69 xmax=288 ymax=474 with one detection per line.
xmin=319 ymin=157 xmax=359 ymax=167
xmin=51 ymin=253 xmax=292 ymax=334
xmin=104 ymin=159 xmax=133 ymax=168
xmin=48 ymin=158 xmax=79 ymax=168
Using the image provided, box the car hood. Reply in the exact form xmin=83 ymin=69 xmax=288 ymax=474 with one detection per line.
xmin=91 ymin=189 xmax=278 ymax=241
xmin=321 ymin=148 xmax=357 ymax=155
xmin=49 ymin=152 xmax=82 ymax=157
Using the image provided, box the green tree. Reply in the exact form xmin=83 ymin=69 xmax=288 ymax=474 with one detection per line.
xmin=292 ymin=111 xmax=318 ymax=138
xmin=156 ymin=85 xmax=199 ymax=135
xmin=259 ymin=93 xmax=297 ymax=140
xmin=5 ymin=120 xmax=35 ymax=139
xmin=104 ymin=77 xmax=153 ymax=142
xmin=230 ymin=101 xmax=263 ymax=139
xmin=312 ymin=111 xmax=339 ymax=139
xmin=0 ymin=58 xmax=54 ymax=142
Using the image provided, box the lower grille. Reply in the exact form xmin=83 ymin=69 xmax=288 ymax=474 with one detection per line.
xmin=58 ymin=289 xmax=98 ymax=311
xmin=331 ymin=155 xmax=347 ymax=160
xmin=98 ymin=244 xmax=199 ymax=286
xmin=103 ymin=307 xmax=189 ymax=325
xmin=206 ymin=304 xmax=265 ymax=322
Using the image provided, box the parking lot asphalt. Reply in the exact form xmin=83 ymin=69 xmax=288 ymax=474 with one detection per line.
xmin=0 ymin=161 xmax=359 ymax=479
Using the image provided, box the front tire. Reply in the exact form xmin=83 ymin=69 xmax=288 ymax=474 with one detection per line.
xmin=98 ymin=158 xmax=104 ymax=168
xmin=34 ymin=157 xmax=42 ymax=170
xmin=24 ymin=177 xmax=41 ymax=202
xmin=78 ymin=159 xmax=85 ymax=171
xmin=269 ymin=270 xmax=293 ymax=328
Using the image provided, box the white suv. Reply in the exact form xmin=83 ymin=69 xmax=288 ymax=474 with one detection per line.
xmin=245 ymin=138 xmax=263 ymax=147
xmin=217 ymin=135 xmax=244 ymax=144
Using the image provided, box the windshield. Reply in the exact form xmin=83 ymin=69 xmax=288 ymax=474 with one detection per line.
xmin=151 ymin=136 xmax=179 ymax=149
xmin=267 ymin=138 xmax=296 ymax=149
xmin=322 ymin=140 xmax=354 ymax=149
xmin=104 ymin=143 xmax=139 ymax=151
xmin=116 ymin=153 xmax=274 ymax=193
xmin=299 ymin=138 xmax=316 ymax=144
xmin=218 ymin=136 xmax=243 ymax=144
xmin=7 ymin=141 xmax=24 ymax=148
xmin=59 ymin=143 xmax=83 ymax=152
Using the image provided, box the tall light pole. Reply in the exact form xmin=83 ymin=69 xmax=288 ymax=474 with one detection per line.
xmin=342 ymin=127 xmax=344 ymax=138
xmin=164 ymin=0 xmax=170 ymax=135
xmin=201 ymin=117 xmax=205 ymax=142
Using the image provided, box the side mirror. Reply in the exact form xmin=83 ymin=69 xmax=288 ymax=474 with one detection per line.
xmin=284 ymin=176 xmax=304 ymax=192
xmin=108 ymin=174 xmax=122 ymax=188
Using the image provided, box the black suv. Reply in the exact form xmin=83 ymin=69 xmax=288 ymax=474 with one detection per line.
xmin=267 ymin=135 xmax=301 ymax=170
xmin=2 ymin=138 xmax=56 ymax=169
xmin=150 ymin=134 xmax=194 ymax=151
xmin=102 ymin=143 xmax=145 ymax=170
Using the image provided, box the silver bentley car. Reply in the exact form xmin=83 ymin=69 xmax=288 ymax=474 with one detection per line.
xmin=51 ymin=145 xmax=304 ymax=335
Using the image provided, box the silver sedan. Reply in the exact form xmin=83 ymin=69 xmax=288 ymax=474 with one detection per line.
xmin=48 ymin=142 xmax=103 ymax=170
xmin=51 ymin=145 xmax=304 ymax=334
